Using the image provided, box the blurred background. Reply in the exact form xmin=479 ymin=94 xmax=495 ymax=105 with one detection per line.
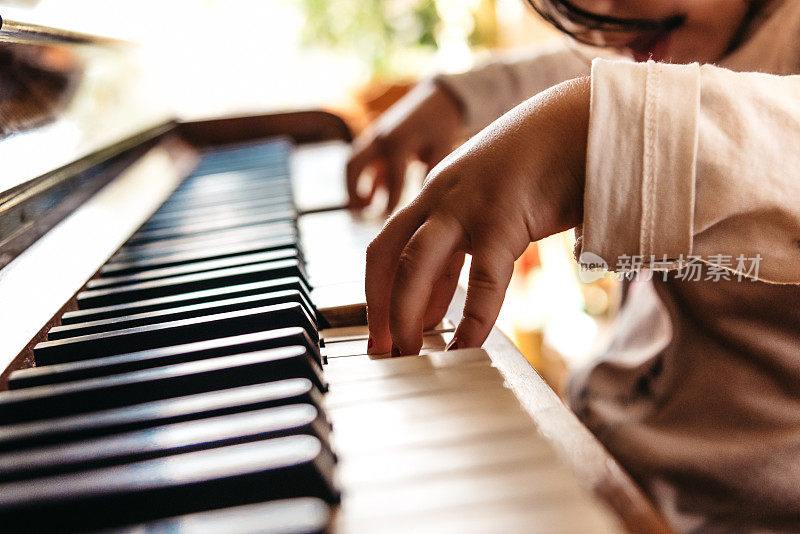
xmin=0 ymin=0 xmax=619 ymax=395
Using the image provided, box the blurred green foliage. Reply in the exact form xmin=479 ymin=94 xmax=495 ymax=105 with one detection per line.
xmin=299 ymin=0 xmax=442 ymax=78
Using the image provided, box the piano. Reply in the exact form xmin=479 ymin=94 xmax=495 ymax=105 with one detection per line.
xmin=0 ymin=13 xmax=673 ymax=534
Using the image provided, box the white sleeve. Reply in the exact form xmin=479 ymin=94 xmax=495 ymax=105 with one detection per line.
xmin=580 ymin=58 xmax=800 ymax=284
xmin=434 ymin=40 xmax=593 ymax=134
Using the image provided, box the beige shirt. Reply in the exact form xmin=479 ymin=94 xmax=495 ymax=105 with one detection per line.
xmin=436 ymin=1 xmax=800 ymax=532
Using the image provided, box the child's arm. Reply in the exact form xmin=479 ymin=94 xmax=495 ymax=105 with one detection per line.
xmin=347 ymin=43 xmax=592 ymax=214
xmin=365 ymin=59 xmax=800 ymax=355
xmin=434 ymin=43 xmax=594 ymax=135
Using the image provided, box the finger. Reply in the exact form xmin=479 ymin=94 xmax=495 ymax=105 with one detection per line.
xmin=365 ymin=205 xmax=427 ymax=354
xmin=422 ymin=252 xmax=464 ymax=330
xmin=383 ymin=150 xmax=408 ymax=216
xmin=389 ymin=216 xmax=463 ymax=355
xmin=346 ymin=141 xmax=380 ymax=209
xmin=421 ymin=142 xmax=453 ymax=171
xmin=450 ymin=247 xmax=514 ymax=350
xmin=356 ymin=160 xmax=386 ymax=208
xmin=364 ymin=163 xmax=385 ymax=205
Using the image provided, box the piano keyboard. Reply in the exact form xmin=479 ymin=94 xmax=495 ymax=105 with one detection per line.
xmin=0 ymin=139 xmax=619 ymax=532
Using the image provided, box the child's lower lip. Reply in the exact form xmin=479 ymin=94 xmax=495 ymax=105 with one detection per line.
xmin=629 ymin=32 xmax=673 ymax=62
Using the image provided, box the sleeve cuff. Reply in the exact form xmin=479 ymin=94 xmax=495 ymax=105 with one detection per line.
xmin=580 ymin=58 xmax=701 ymax=271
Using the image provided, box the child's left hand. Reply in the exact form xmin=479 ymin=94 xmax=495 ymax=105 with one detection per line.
xmin=365 ymin=77 xmax=591 ymax=355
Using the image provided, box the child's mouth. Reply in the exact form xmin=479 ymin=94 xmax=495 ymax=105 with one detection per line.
xmin=627 ymin=31 xmax=674 ymax=62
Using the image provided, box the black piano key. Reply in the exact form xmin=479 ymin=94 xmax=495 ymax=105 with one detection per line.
xmin=88 ymin=248 xmax=302 ymax=289
xmin=189 ymin=148 xmax=288 ymax=169
xmin=111 ymin=222 xmax=297 ymax=262
xmin=138 ymin=196 xmax=294 ymax=232
xmin=155 ymin=178 xmax=291 ymax=204
xmin=174 ymin=172 xmax=289 ymax=191
xmin=106 ymin=498 xmax=330 ymax=534
xmin=61 ymin=277 xmax=311 ymax=325
xmin=184 ymin=161 xmax=284 ymax=182
xmin=0 ymin=404 xmax=329 ymax=482
xmin=0 ymin=346 xmax=320 ymax=424
xmin=193 ymin=154 xmax=286 ymax=172
xmin=150 ymin=191 xmax=292 ymax=215
xmin=126 ymin=210 xmax=296 ymax=245
xmin=175 ymin=170 xmax=288 ymax=190
xmin=36 ymin=302 xmax=317 ymax=365
xmin=109 ymin=233 xmax=297 ymax=268
xmin=184 ymin=160 xmax=288 ymax=183
xmin=162 ymin=176 xmax=291 ymax=203
xmin=0 ymin=436 xmax=338 ymax=532
xmin=48 ymin=290 xmax=315 ymax=341
xmin=13 ymin=328 xmax=322 ymax=389
xmin=100 ymin=236 xmax=300 ymax=277
xmin=76 ymin=259 xmax=309 ymax=308
xmin=153 ymin=179 xmax=291 ymax=200
xmin=0 ymin=380 xmax=321 ymax=452
xmin=153 ymin=178 xmax=289 ymax=200
xmin=175 ymin=168 xmax=284 ymax=185
xmin=190 ymin=157 xmax=288 ymax=177
xmin=189 ymin=143 xmax=287 ymax=165
xmin=168 ymin=167 xmax=288 ymax=186
xmin=117 ymin=220 xmax=297 ymax=258
xmin=192 ymin=141 xmax=288 ymax=169
xmin=152 ymin=188 xmax=294 ymax=219
xmin=152 ymin=195 xmax=292 ymax=224
xmin=165 ymin=169 xmax=288 ymax=190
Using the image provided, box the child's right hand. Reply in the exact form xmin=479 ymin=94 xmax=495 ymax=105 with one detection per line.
xmin=346 ymin=80 xmax=463 ymax=215
xmin=363 ymin=77 xmax=590 ymax=356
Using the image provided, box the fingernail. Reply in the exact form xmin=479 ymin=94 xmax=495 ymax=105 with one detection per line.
xmin=445 ymin=337 xmax=459 ymax=351
xmin=391 ymin=345 xmax=402 ymax=357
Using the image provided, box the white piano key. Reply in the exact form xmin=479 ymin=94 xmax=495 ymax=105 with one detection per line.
xmin=335 ymin=431 xmax=558 ymax=489
xmin=322 ymin=332 xmax=454 ymax=359
xmin=323 ymin=346 xmax=485 ymax=380
xmin=335 ymin=495 xmax=619 ymax=534
xmin=337 ymin=463 xmax=592 ymax=524
xmin=321 ymin=319 xmax=455 ymax=343
xmin=324 ymin=365 xmax=503 ymax=408
xmin=326 ymin=385 xmax=521 ymax=423
xmin=332 ymin=409 xmax=539 ymax=456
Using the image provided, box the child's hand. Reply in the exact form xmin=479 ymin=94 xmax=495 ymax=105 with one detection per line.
xmin=365 ymin=77 xmax=590 ymax=355
xmin=346 ymin=81 xmax=463 ymax=215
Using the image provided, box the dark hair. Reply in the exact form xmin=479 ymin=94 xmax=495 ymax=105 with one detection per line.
xmin=524 ymin=0 xmax=686 ymax=47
